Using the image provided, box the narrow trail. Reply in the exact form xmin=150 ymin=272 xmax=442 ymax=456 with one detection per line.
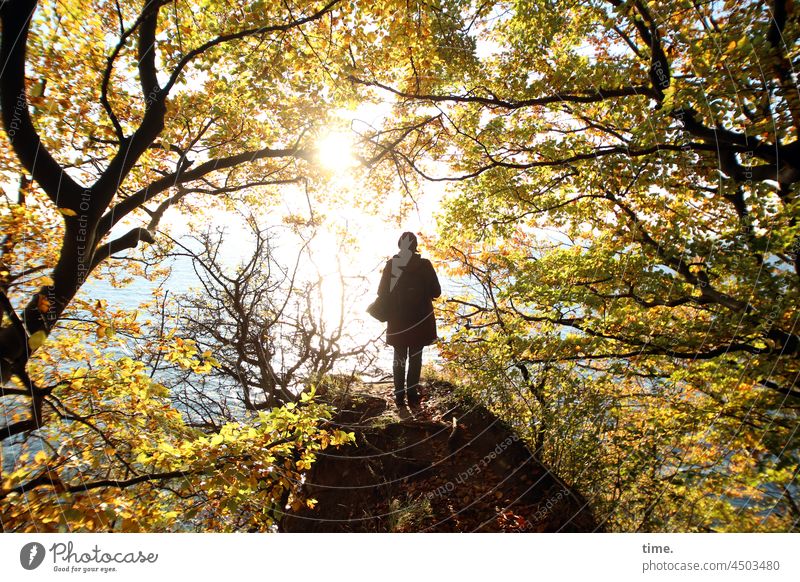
xmin=281 ymin=380 xmax=598 ymax=532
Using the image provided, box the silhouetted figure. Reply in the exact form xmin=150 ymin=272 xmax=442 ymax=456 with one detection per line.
xmin=377 ymin=232 xmax=441 ymax=407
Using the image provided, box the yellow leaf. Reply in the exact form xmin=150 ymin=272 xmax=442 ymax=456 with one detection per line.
xmin=28 ymin=330 xmax=47 ymax=350
xmin=34 ymin=450 xmax=47 ymax=464
xmin=58 ymin=207 xmax=78 ymax=217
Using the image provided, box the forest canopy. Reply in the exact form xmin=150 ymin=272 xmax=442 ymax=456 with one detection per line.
xmin=1 ymin=0 xmax=798 ymax=532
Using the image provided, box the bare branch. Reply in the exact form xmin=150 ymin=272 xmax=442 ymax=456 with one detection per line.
xmin=89 ymin=227 xmax=156 ymax=271
xmin=98 ymin=143 xmax=311 ymax=237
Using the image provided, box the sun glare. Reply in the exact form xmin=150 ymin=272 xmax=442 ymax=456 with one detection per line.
xmin=316 ymin=131 xmax=357 ymax=172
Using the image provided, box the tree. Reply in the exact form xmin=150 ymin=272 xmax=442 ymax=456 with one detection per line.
xmin=1 ymin=0 xmax=334 ymax=433
xmin=148 ymin=213 xmax=376 ymax=417
xmin=354 ymin=0 xmax=800 ymax=530
xmin=1 ymin=0 xmax=469 ymax=531
xmin=0 ymin=0 xmax=475 ymax=432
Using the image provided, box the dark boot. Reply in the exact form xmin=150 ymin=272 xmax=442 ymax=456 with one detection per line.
xmin=406 ymin=346 xmax=423 ymax=407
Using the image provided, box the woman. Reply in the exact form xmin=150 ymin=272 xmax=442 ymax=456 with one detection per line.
xmin=377 ymin=232 xmax=441 ymax=407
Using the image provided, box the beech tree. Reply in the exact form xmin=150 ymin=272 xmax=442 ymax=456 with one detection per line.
xmin=6 ymin=0 xmax=797 ymax=533
xmin=0 ymin=0 xmax=469 ymax=531
xmin=353 ymin=0 xmax=800 ymax=530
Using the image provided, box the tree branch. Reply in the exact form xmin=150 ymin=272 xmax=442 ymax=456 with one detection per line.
xmin=97 ymin=144 xmax=311 ymax=237
xmin=349 ymin=75 xmax=655 ymax=109
xmin=138 ymin=0 xmax=166 ymax=103
xmin=91 ymin=0 xmax=170 ymax=216
xmin=0 ymin=0 xmax=84 ymax=207
xmin=397 ymin=142 xmax=716 ymax=182
xmin=604 ymin=189 xmax=750 ymax=312
xmin=100 ymin=4 xmax=155 ymax=140
xmin=0 ymin=369 xmax=50 ymax=440
xmin=161 ymin=0 xmax=343 ymax=97
xmin=89 ymin=227 xmax=156 ymax=271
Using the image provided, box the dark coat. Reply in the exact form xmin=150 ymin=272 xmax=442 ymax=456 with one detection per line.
xmin=377 ymin=253 xmax=441 ymax=348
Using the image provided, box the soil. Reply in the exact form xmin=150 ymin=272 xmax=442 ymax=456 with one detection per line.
xmin=280 ymin=380 xmax=599 ymax=532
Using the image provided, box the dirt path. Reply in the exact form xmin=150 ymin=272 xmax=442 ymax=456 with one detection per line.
xmin=281 ymin=380 xmax=599 ymax=532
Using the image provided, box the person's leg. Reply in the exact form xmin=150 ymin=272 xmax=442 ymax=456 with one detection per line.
xmin=393 ymin=345 xmax=408 ymax=403
xmin=406 ymin=345 xmax=424 ymax=402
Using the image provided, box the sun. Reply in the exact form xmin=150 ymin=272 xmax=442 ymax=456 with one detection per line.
xmin=316 ymin=131 xmax=358 ymax=172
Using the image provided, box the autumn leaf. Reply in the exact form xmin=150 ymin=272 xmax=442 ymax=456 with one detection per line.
xmin=37 ymin=294 xmax=51 ymax=313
